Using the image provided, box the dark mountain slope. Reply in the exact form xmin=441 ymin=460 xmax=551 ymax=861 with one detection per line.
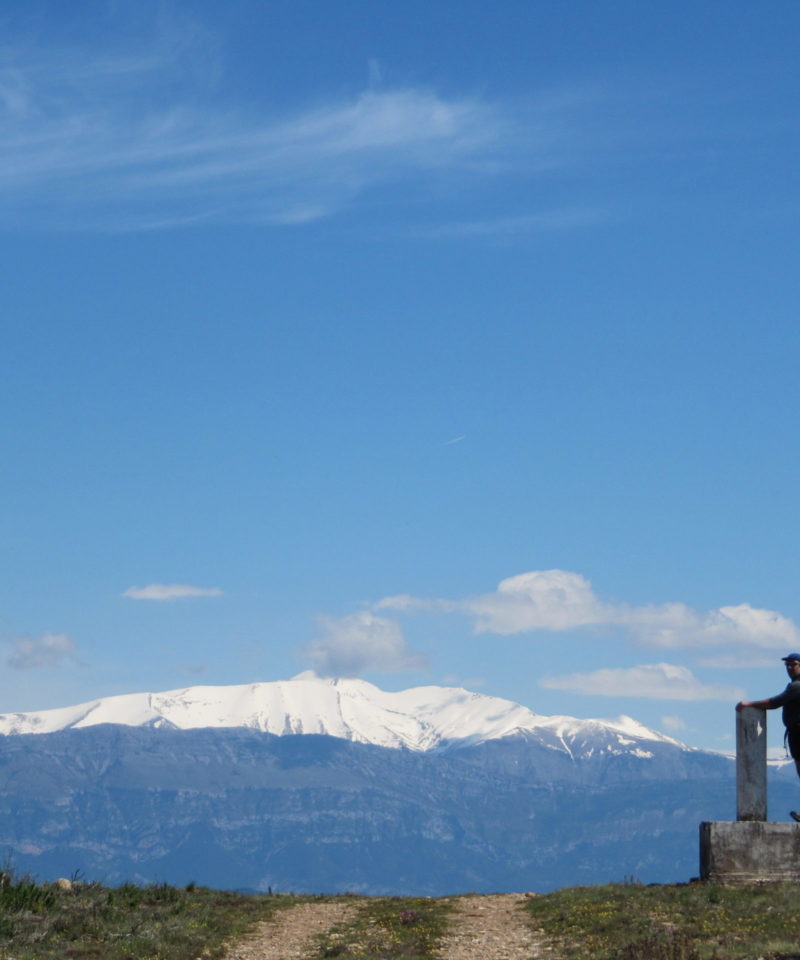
xmin=0 ymin=724 xmax=766 ymax=893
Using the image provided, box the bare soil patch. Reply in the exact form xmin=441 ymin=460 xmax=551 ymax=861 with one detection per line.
xmin=221 ymin=899 xmax=358 ymax=959
xmin=438 ymin=893 xmax=553 ymax=960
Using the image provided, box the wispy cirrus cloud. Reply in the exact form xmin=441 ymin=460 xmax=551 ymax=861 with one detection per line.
xmin=0 ymin=15 xmax=633 ymax=234
xmin=377 ymin=569 xmax=800 ymax=654
xmin=541 ymin=663 xmax=743 ymax=702
xmin=6 ymin=632 xmax=78 ymax=670
xmin=0 ymin=32 xmax=512 ymax=231
xmin=304 ymin=611 xmax=426 ymax=678
xmin=122 ymin=584 xmax=223 ymax=601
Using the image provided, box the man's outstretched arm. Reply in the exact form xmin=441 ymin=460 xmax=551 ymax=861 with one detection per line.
xmin=736 ymin=698 xmax=777 ymax=712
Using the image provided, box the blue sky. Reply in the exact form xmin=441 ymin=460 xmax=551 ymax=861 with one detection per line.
xmin=2 ymin=0 xmax=800 ymax=752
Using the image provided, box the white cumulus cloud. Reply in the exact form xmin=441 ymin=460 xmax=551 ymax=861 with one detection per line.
xmin=122 ymin=584 xmax=223 ymax=601
xmin=378 ymin=568 xmax=800 ymax=655
xmin=624 ymin=602 xmax=800 ymax=651
xmin=465 ymin=569 xmax=610 ymax=634
xmin=6 ymin=632 xmax=78 ymax=670
xmin=540 ymin=663 xmax=744 ymax=701
xmin=305 ymin=611 xmax=427 ymax=678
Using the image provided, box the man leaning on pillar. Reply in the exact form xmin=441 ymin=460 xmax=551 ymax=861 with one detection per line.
xmin=736 ymin=652 xmax=800 ymax=822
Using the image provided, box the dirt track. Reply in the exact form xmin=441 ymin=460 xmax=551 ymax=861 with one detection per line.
xmin=222 ymin=893 xmax=553 ymax=959
xmin=221 ymin=900 xmax=358 ymax=959
xmin=438 ymin=894 xmax=552 ymax=959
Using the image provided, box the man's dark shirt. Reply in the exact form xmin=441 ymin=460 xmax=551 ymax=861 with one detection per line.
xmin=768 ymin=679 xmax=800 ymax=729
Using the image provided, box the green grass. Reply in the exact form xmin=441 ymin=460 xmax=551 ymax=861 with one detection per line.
xmin=0 ymin=872 xmax=450 ymax=960
xmin=0 ymin=872 xmax=311 ymax=960
xmin=314 ymin=896 xmax=452 ymax=960
xmin=525 ymin=880 xmax=800 ymax=959
xmin=8 ymin=873 xmax=800 ymax=960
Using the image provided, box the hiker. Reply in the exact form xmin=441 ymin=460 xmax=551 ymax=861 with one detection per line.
xmin=736 ymin=652 xmax=800 ymax=822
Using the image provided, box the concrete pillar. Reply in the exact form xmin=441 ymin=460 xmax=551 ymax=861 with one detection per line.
xmin=700 ymin=821 xmax=800 ymax=882
xmin=737 ymin=706 xmax=767 ymax=821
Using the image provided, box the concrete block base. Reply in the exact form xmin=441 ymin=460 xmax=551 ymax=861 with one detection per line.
xmin=700 ymin=821 xmax=800 ymax=883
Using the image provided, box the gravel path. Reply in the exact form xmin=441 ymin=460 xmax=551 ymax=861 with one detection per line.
xmin=221 ymin=893 xmax=554 ymax=960
xmin=221 ymin=900 xmax=358 ymax=960
xmin=438 ymin=893 xmax=553 ymax=960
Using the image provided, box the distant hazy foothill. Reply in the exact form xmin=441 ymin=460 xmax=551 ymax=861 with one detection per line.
xmin=0 ymin=675 xmax=795 ymax=894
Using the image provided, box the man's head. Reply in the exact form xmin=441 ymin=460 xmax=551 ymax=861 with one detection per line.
xmin=783 ymin=654 xmax=800 ymax=678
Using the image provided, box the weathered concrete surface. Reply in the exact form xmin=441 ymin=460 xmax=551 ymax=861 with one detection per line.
xmin=736 ymin=707 xmax=767 ymax=821
xmin=700 ymin=821 xmax=800 ymax=882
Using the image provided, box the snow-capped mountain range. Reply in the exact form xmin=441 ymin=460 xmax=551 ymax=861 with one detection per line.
xmin=0 ymin=672 xmax=681 ymax=755
xmin=0 ymin=673 xmax=749 ymax=894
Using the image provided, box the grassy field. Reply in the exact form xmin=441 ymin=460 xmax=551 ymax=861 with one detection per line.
xmin=5 ymin=871 xmax=800 ymax=960
xmin=316 ymin=896 xmax=452 ymax=959
xmin=0 ymin=872 xmax=313 ymax=960
xmin=0 ymin=872 xmax=453 ymax=960
xmin=526 ymin=880 xmax=800 ymax=959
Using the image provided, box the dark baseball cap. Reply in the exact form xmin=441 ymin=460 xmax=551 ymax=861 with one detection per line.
xmin=782 ymin=654 xmax=800 ymax=662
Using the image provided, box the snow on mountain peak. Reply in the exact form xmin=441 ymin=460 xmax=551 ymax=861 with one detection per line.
xmin=600 ymin=714 xmax=683 ymax=745
xmin=0 ymin=675 xmax=681 ymax=754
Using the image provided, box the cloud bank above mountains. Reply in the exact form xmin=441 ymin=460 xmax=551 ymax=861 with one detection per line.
xmin=377 ymin=569 xmax=799 ymax=651
xmin=303 ymin=569 xmax=797 ymax=699
xmin=9 ymin=570 xmax=793 ymax=709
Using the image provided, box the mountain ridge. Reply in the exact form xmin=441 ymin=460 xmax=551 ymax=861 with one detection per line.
xmin=2 ymin=674 xmax=745 ymax=893
xmin=0 ymin=674 xmax=685 ymax=756
xmin=0 ymin=721 xmax=743 ymax=893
